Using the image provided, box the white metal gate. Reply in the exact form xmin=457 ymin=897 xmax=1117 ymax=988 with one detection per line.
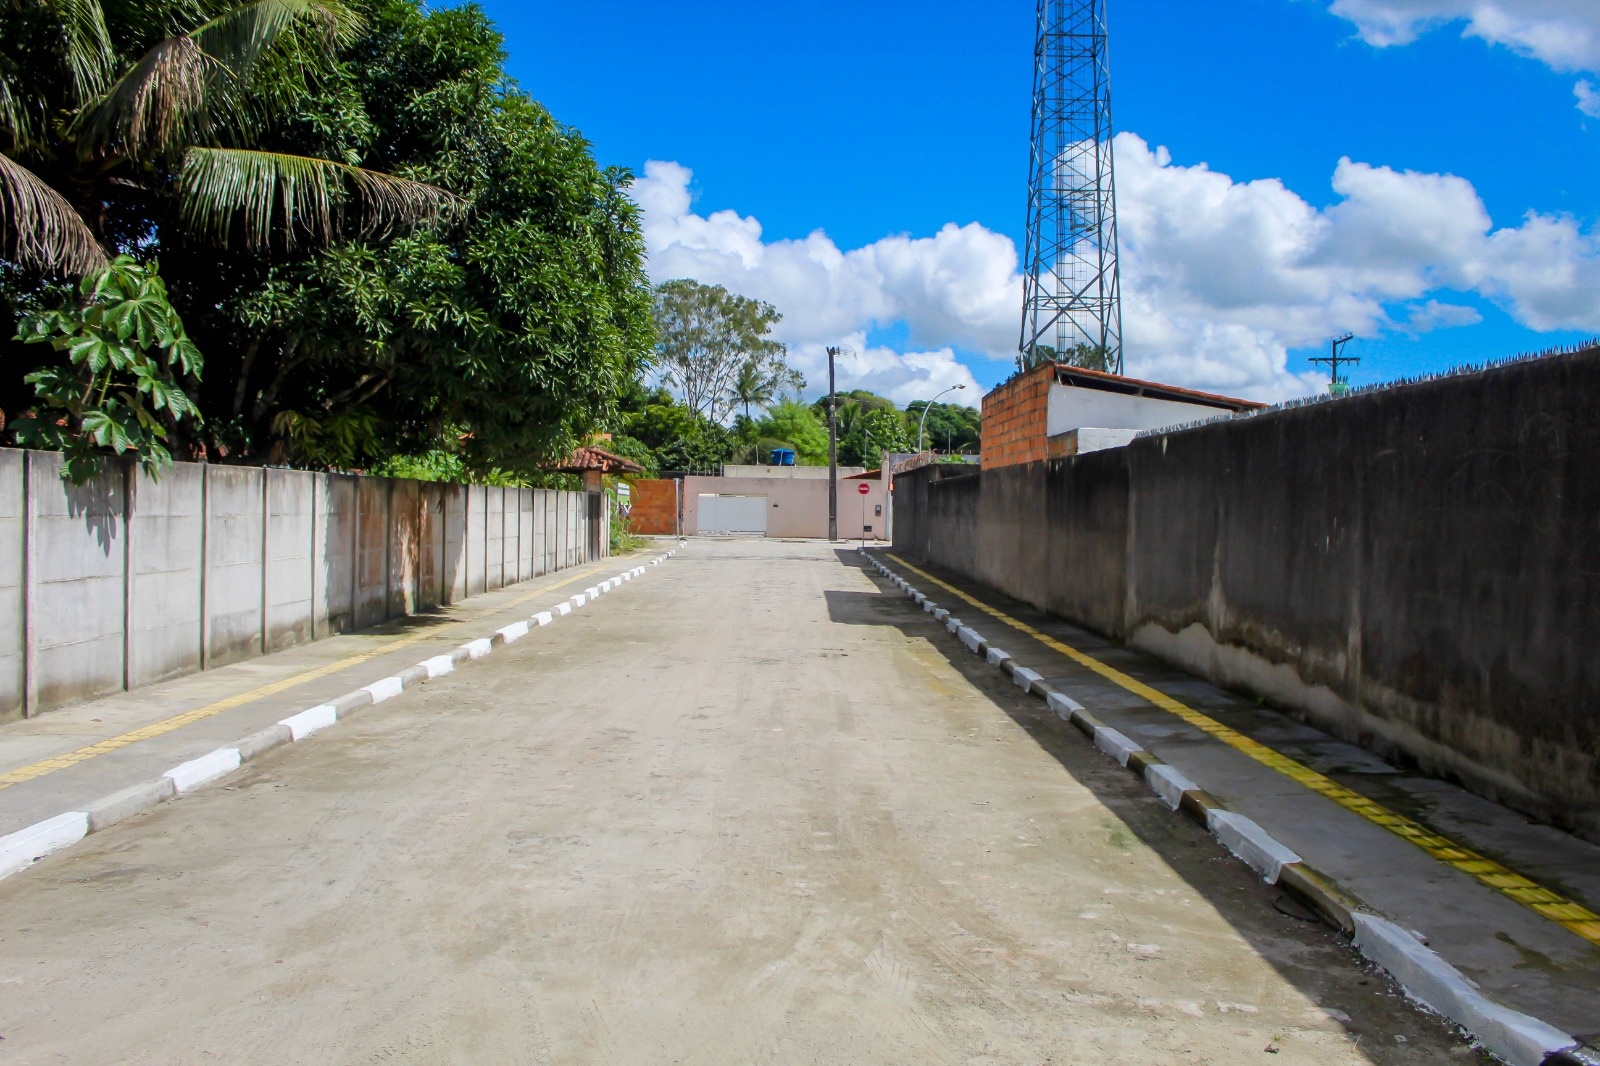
xmin=697 ymin=494 xmax=768 ymax=535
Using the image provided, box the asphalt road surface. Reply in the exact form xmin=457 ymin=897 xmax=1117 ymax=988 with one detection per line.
xmin=0 ymin=539 xmax=1483 ymax=1064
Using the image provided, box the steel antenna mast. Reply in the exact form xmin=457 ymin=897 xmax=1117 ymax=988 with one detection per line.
xmin=1020 ymin=0 xmax=1124 ymax=375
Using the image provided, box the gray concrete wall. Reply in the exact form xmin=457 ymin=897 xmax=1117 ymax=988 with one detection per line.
xmin=0 ymin=453 xmax=598 ymax=719
xmin=892 ymin=346 xmax=1600 ymax=842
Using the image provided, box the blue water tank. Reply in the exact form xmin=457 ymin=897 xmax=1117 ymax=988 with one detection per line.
xmin=771 ymin=448 xmax=797 ymax=466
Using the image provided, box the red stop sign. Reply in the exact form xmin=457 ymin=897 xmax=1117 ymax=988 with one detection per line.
xmin=857 ymin=483 xmax=870 ymax=495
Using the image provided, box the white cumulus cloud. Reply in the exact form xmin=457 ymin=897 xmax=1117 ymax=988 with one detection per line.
xmin=636 ymin=145 xmax=1600 ymax=407
xmin=1327 ymin=1 xmax=1600 ymax=114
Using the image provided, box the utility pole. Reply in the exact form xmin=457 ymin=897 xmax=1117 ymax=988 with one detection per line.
xmin=826 ymin=346 xmax=842 ymax=541
xmin=1310 ymin=333 xmax=1359 ymax=396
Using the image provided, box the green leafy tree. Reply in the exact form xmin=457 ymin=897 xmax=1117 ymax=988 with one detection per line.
xmin=906 ymin=400 xmax=981 ymax=453
xmin=840 ymin=406 xmax=913 ymax=467
xmin=13 ymin=256 xmax=202 ymax=483
xmin=727 ymin=358 xmax=779 ymax=420
xmin=654 ymin=280 xmax=794 ymax=423
xmin=757 ymin=399 xmax=829 ymax=466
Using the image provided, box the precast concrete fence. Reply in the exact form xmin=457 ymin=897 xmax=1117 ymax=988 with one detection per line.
xmin=0 ymin=450 xmax=606 ymax=719
xmin=893 ymin=345 xmax=1600 ymax=843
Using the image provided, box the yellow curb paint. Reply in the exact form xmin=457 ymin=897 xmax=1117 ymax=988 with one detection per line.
xmin=0 ymin=559 xmax=625 ymax=791
xmin=885 ymin=553 xmax=1600 ymax=951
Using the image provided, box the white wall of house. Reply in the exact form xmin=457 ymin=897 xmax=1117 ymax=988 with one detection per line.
xmin=1046 ymin=384 xmax=1231 ymax=438
xmin=682 ymin=476 xmax=888 ymax=539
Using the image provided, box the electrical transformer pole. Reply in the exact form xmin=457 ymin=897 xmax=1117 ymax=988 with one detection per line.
xmin=826 ymin=345 xmax=841 ymax=541
xmin=1020 ymin=0 xmax=1125 ymax=374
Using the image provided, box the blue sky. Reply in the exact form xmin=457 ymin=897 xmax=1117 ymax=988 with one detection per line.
xmin=481 ymin=0 xmax=1600 ymax=406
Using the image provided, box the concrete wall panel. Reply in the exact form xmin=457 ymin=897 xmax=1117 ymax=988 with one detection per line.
xmin=0 ymin=452 xmax=25 ymax=717
xmin=129 ymin=463 xmax=203 ymax=686
xmin=442 ymin=483 xmax=467 ymax=604
xmin=204 ymin=466 xmax=265 ymax=667
xmin=387 ymin=479 xmax=419 ymax=618
xmin=353 ymin=478 xmax=388 ymax=629
xmin=318 ymin=475 xmax=356 ymax=636
xmin=265 ymin=470 xmax=315 ymax=652
xmin=486 ymin=488 xmax=505 ymax=591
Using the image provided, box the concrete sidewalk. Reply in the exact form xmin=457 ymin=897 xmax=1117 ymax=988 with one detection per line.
xmin=869 ymin=549 xmax=1600 ymax=1066
xmin=0 ymin=546 xmax=668 ymax=841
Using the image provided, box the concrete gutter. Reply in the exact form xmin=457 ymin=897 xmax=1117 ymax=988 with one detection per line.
xmin=0 ymin=550 xmax=678 ymax=887
xmin=862 ymin=548 xmax=1594 ymax=1066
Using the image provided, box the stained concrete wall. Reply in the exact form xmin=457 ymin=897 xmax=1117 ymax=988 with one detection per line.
xmin=681 ymin=475 xmax=889 ymax=539
xmin=0 ymin=452 xmax=602 ymax=720
xmin=894 ymin=346 xmax=1600 ymax=842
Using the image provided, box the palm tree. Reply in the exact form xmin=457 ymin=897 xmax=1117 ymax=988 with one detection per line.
xmin=727 ymin=358 xmax=776 ymax=420
xmin=1 ymin=0 xmax=463 ymax=276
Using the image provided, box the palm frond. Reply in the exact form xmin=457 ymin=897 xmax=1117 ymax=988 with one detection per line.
xmin=179 ymin=147 xmax=467 ymax=249
xmin=37 ymin=0 xmax=115 ymax=104
xmin=0 ymin=152 xmax=108 ymax=274
xmin=80 ymin=34 xmax=216 ymax=158
xmin=78 ymin=0 xmax=355 ymax=159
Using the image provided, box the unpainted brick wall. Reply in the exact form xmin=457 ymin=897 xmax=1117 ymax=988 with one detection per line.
xmin=628 ymin=479 xmax=679 ymax=535
xmin=980 ymin=363 xmax=1055 ymax=469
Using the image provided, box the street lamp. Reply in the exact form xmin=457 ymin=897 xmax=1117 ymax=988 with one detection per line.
xmin=917 ymin=384 xmax=966 ymax=452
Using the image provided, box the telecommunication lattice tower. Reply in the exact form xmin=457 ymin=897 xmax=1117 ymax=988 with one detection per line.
xmin=1020 ymin=0 xmax=1124 ymax=374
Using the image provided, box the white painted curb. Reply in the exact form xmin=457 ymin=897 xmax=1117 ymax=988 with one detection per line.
xmin=496 ymin=620 xmax=530 ymax=643
xmin=462 ymin=638 xmax=493 ymax=660
xmin=0 ymin=811 xmax=89 ymax=880
xmin=1145 ymin=763 xmax=1199 ymax=810
xmin=1352 ymin=915 xmax=1576 ymax=1066
xmin=985 ymin=646 xmax=1011 ymax=667
xmin=363 ymin=675 xmax=405 ymax=703
xmin=279 ymin=704 xmax=338 ymax=741
xmin=1092 ymin=726 xmax=1142 ymax=767
xmin=1046 ymin=690 xmax=1083 ymax=720
xmin=1207 ymin=810 xmax=1302 ymax=883
xmin=570 ymin=593 xmax=587 ymax=607
xmin=533 ymin=611 xmax=554 ymax=626
xmin=1012 ymin=666 xmax=1044 ymax=693
xmin=164 ymin=748 xmax=242 ymax=794
xmin=421 ymin=654 xmax=455 ymax=678
xmin=956 ymin=626 xmax=983 ymax=652
xmin=555 ymin=601 xmax=572 ymax=616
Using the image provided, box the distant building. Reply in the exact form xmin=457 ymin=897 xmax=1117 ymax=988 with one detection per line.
xmin=981 ymin=363 xmax=1265 ymax=469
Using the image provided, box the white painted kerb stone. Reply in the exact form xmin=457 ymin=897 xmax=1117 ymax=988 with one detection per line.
xmin=1351 ymin=914 xmax=1576 ymax=1066
xmin=420 ymin=654 xmax=455 ymax=678
xmin=1145 ymin=763 xmax=1199 ymax=810
xmin=1092 ymin=726 xmax=1142 ymax=766
xmin=364 ymin=675 xmax=405 ymax=703
xmin=985 ymin=646 xmax=1011 ymax=667
xmin=462 ymin=638 xmax=493 ymax=660
xmin=1046 ymin=691 xmax=1084 ymax=720
xmin=555 ymin=602 xmax=572 ymax=617
xmin=279 ymin=704 xmax=338 ymax=741
xmin=0 ymin=811 xmax=89 ymax=880
xmin=1012 ymin=666 xmax=1044 ymax=693
xmin=497 ymin=620 xmax=530 ymax=643
xmin=164 ymin=748 xmax=242 ymax=793
xmin=533 ymin=611 xmax=554 ymax=626
xmin=1207 ymin=810 xmax=1301 ymax=883
xmin=956 ymin=627 xmax=983 ymax=653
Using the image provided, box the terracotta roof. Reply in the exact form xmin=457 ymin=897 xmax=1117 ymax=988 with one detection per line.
xmin=543 ymin=446 xmax=645 ymax=475
xmin=1051 ymin=365 xmax=1266 ymax=412
xmin=843 ymin=469 xmax=882 ymax=480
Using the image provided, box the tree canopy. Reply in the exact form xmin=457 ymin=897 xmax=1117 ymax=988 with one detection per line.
xmin=653 ymin=279 xmax=795 ymax=424
xmin=2 ymin=0 xmax=654 ymax=481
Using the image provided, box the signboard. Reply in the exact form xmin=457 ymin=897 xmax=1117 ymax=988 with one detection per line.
xmin=857 ymin=483 xmax=870 ymax=495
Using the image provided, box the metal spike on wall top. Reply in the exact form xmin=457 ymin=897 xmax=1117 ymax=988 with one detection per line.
xmin=1020 ymin=0 xmax=1124 ymax=375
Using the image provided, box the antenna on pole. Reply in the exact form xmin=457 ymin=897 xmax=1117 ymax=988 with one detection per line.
xmin=1310 ymin=333 xmax=1359 ymax=396
xmin=1020 ymin=0 xmax=1124 ymax=376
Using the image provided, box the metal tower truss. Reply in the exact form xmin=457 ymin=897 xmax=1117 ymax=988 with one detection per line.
xmin=1020 ymin=0 xmax=1124 ymax=374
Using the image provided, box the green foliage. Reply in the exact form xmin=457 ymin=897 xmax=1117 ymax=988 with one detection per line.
xmin=368 ymin=449 xmax=526 ymax=486
xmin=618 ymin=387 xmax=730 ymax=473
xmin=906 ymin=400 xmax=981 ymax=453
xmin=654 ymin=279 xmax=796 ymax=422
xmin=757 ymin=399 xmax=829 ymax=465
xmin=603 ymin=434 xmax=658 ymax=478
xmin=13 ymin=257 xmax=203 ymax=484
xmin=840 ymin=406 xmax=913 ymax=467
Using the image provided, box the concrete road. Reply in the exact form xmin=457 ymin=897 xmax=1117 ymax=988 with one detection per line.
xmin=0 ymin=540 xmax=1482 ymax=1064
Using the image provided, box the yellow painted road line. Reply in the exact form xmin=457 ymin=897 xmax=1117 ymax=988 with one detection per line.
xmin=886 ymin=553 xmax=1600 ymax=949
xmin=0 ymin=561 xmax=616 ymax=792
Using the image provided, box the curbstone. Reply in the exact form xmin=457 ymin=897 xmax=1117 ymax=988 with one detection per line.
xmin=956 ymin=626 xmax=983 ymax=652
xmin=363 ymin=675 xmax=405 ymax=703
xmin=0 ymin=811 xmax=90 ymax=880
xmin=330 ymin=689 xmax=373 ymax=717
xmin=1092 ymin=726 xmax=1142 ymax=767
xmin=396 ymin=664 xmax=429 ymax=688
xmin=1277 ymin=863 xmax=1359 ymax=936
xmin=420 ymin=654 xmax=455 ymax=679
xmin=532 ymin=611 xmax=554 ymax=627
xmin=570 ymin=594 xmax=587 ymax=608
xmin=238 ymin=724 xmax=293 ymax=762
xmin=933 ymin=607 xmax=949 ymax=622
xmin=1012 ymin=666 xmax=1044 ymax=693
xmin=555 ymin=601 xmax=572 ymax=616
xmin=985 ymin=646 xmax=1011 ymax=667
xmin=461 ymin=638 xmax=493 ymax=660
xmin=1045 ymin=690 xmax=1083 ymax=721
xmin=945 ymin=617 xmax=962 ymax=634
xmin=1352 ymin=914 xmax=1576 ymax=1066
xmin=163 ymin=748 xmax=242 ymax=794
xmin=585 ymin=585 xmax=601 ymax=599
xmin=497 ymin=620 xmax=531 ymax=643
xmin=1144 ymin=762 xmax=1200 ymax=810
xmin=85 ymin=778 xmax=175 ymax=833
xmin=280 ymin=704 xmax=339 ymax=741
xmin=1208 ymin=809 xmax=1302 ymax=883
